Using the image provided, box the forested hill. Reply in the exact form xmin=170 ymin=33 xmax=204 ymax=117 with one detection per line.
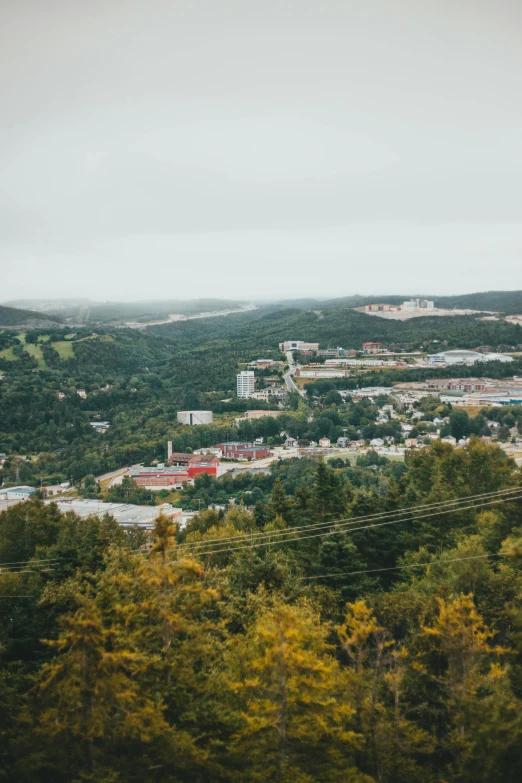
xmin=151 ymin=301 xmax=522 ymax=351
xmin=0 ymin=304 xmax=62 ymax=327
xmin=266 ymin=290 xmax=522 ymax=315
xmin=434 ymin=290 xmax=522 ymax=314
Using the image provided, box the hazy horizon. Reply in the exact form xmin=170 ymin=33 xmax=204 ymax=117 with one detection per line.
xmin=2 ymin=1 xmax=522 ymax=300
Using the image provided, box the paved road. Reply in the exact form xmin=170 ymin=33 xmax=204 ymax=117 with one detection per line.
xmin=284 ymin=350 xmax=307 ymax=398
xmin=96 ymin=467 xmax=132 ymax=487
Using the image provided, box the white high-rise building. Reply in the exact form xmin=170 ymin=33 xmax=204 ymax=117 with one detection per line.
xmin=237 ymin=370 xmax=255 ymax=398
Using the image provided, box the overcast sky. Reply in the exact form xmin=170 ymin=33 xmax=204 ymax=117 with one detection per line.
xmin=1 ymin=0 xmax=522 ymax=302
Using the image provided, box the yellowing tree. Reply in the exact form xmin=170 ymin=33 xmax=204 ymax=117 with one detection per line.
xmin=422 ymin=594 xmax=521 ymax=782
xmin=33 ymin=593 xmax=168 ymax=781
xmin=227 ymin=599 xmax=370 ymax=783
xmin=338 ymin=600 xmax=433 ymax=782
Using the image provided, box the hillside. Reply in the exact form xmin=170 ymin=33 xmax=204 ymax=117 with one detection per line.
xmin=4 ymin=298 xmax=250 ymax=326
xmin=433 ymin=290 xmax=522 ymax=314
xmin=270 ymin=291 xmax=522 ymax=314
xmin=0 ymin=304 xmax=62 ymax=328
xmin=152 ymin=300 xmax=522 ymax=351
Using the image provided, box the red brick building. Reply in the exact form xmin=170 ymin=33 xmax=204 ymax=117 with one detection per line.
xmin=130 ymin=455 xmax=219 ymax=489
xmin=216 ymin=442 xmax=270 ymax=460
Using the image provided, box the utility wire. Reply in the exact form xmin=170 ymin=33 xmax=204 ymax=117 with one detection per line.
xmin=0 ymin=562 xmax=60 ymax=572
xmin=302 ymin=552 xmax=507 ymax=581
xmin=172 ymin=490 xmax=522 ymax=559
xmin=0 ymin=558 xmax=58 ymax=567
xmin=176 ymin=486 xmax=521 ymax=554
xmin=0 ymin=569 xmax=55 ymax=577
xmin=170 ymin=492 xmax=522 ymax=559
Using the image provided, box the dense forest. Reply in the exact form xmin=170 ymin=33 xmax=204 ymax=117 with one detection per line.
xmin=0 ymin=305 xmax=62 ymax=328
xmin=1 ymin=439 xmax=521 ymax=782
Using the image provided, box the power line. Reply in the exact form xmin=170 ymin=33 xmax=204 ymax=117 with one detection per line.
xmin=176 ymin=486 xmax=521 ymax=554
xmin=172 ymin=490 xmax=522 ymax=559
xmin=0 ymin=569 xmax=55 ymax=577
xmin=302 ymin=552 xmax=507 ymax=581
xmin=0 ymin=562 xmax=60 ymax=572
xmin=172 ymin=493 xmax=522 ymax=558
xmin=0 ymin=558 xmax=58 ymax=567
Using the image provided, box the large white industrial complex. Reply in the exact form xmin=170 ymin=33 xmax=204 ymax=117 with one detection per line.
xmin=47 ymin=499 xmax=182 ymax=528
xmin=428 ymin=350 xmax=513 ymax=366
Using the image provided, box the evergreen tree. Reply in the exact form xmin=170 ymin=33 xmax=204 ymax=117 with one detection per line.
xmin=227 ymin=599 xmax=370 ymax=783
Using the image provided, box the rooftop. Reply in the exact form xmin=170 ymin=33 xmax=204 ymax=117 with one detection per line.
xmin=48 ymin=499 xmax=180 ymax=528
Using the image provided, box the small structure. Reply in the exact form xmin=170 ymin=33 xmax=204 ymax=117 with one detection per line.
xmin=176 ymin=410 xmax=213 ymax=426
xmin=90 ymin=421 xmax=110 ymax=434
xmin=319 ymin=437 xmax=331 ymax=448
xmin=362 ymin=342 xmax=383 ymax=354
xmin=0 ymin=485 xmax=36 ymax=501
xmin=441 ymin=435 xmax=457 ymax=446
xmin=76 ymin=389 xmax=87 ymax=399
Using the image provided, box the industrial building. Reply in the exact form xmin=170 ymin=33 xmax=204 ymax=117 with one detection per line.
xmin=176 ymin=410 xmax=213 ymax=425
xmin=47 ymin=499 xmax=181 ymax=528
xmin=402 ymin=298 xmax=434 ymax=311
xmin=296 ymin=368 xmax=351 ymax=378
xmin=237 ymin=370 xmax=255 ymax=398
xmin=216 ymin=442 xmax=271 ymax=460
xmin=130 ymin=455 xmax=219 ymax=489
xmin=167 ymin=446 xmax=220 ymax=471
xmin=428 ymin=350 xmax=513 ymax=366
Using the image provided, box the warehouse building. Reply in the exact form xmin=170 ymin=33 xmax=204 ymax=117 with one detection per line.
xmin=130 ymin=456 xmax=219 ymax=489
xmin=428 ymin=350 xmax=513 ymax=366
xmin=48 ymin=499 xmax=181 ymax=528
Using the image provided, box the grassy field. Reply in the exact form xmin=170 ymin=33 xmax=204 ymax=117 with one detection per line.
xmin=51 ymin=341 xmax=75 ymax=359
xmin=22 ymin=342 xmax=46 ymax=368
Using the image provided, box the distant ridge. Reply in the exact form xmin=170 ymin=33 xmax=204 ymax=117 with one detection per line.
xmin=0 ymin=304 xmax=63 ymax=328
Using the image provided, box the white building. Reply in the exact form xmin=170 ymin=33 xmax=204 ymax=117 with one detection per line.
xmin=237 ymin=370 xmax=255 ymax=398
xmin=176 ymin=410 xmax=213 ymax=425
xmin=47 ymin=499 xmax=182 ymax=529
xmin=402 ymin=298 xmax=435 ymax=311
xmin=325 ymin=358 xmax=398 ymax=367
xmin=428 ymin=350 xmax=513 ymax=366
xmin=0 ymin=485 xmax=36 ymax=500
xmin=279 ymin=340 xmax=319 ymax=352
